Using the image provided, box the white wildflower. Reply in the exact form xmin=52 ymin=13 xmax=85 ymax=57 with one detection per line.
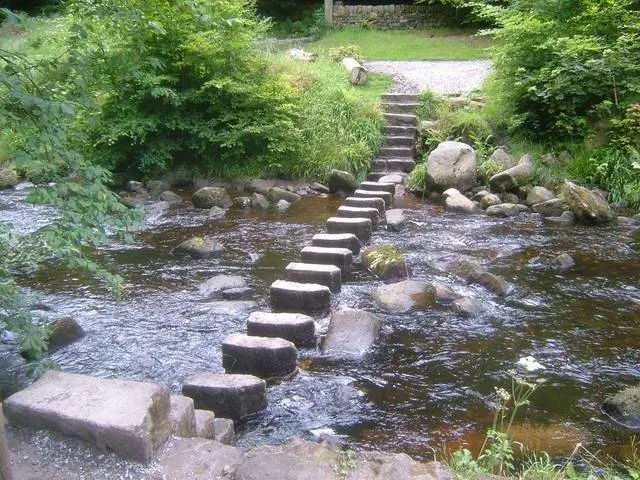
xmin=517 ymin=356 xmax=546 ymax=372
xmin=495 ymin=387 xmax=511 ymax=401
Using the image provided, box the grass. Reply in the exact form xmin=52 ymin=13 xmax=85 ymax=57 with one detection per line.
xmin=308 ymin=27 xmax=492 ymax=61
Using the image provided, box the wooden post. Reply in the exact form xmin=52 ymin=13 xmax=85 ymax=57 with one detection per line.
xmin=0 ymin=407 xmax=13 ymax=480
xmin=324 ymin=0 xmax=334 ymax=27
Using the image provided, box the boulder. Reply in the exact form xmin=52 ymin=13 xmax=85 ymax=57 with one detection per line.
xmin=486 ymin=203 xmax=528 ymax=217
xmin=532 ymin=198 xmax=568 ymax=217
xmin=156 ymin=437 xmax=242 ymax=480
xmin=276 ymin=199 xmax=291 ymax=212
xmin=169 ymin=395 xmax=196 ymax=438
xmin=0 ymin=168 xmax=19 ymax=189
xmin=46 ymin=316 xmax=85 ymax=351
xmin=373 ymin=280 xmax=441 ymax=313
xmin=551 ymin=253 xmax=575 ymax=272
xmin=3 ymin=371 xmax=171 ymax=462
xmin=443 ymin=188 xmax=477 ymax=213
xmin=526 ymin=186 xmax=555 ymax=206
xmin=489 ymin=148 xmax=516 ymax=170
xmin=192 ymin=187 xmax=232 ymax=209
xmin=251 ymin=193 xmax=270 ymax=210
xmin=479 ymin=193 xmax=502 ymax=210
xmin=214 ymin=418 xmax=236 ymax=446
xmin=426 ymin=141 xmax=477 ymax=192
xmin=452 ymin=297 xmax=484 ymax=316
xmin=146 ymin=180 xmax=171 ymax=197
xmin=310 ymin=182 xmax=330 ymax=194
xmin=249 ymin=179 xmax=276 ymax=194
xmin=449 ymin=259 xmax=511 ymax=296
xmin=267 ymin=187 xmax=301 ymax=204
xmin=362 ymin=245 xmax=411 ymax=283
xmin=221 ymin=287 xmax=253 ymax=300
xmin=159 ymin=190 xmax=183 ymax=205
xmin=194 ymin=409 xmax=216 ymax=439
xmin=561 ymin=181 xmax=615 ymax=224
xmin=489 ymin=155 xmax=534 ymax=192
xmin=182 ymin=372 xmax=267 ymax=421
xmin=325 ymin=169 xmax=358 ymax=194
xmin=221 ymin=333 xmax=298 ymax=378
xmin=233 ymin=196 xmax=252 ymax=209
xmin=385 ymin=209 xmax=406 ymax=232
xmin=321 ymin=309 xmax=381 ymax=358
xmin=199 ymin=275 xmax=247 ymax=298
xmin=602 ymin=385 xmax=640 ymax=430
xmin=173 ymin=237 xmax=224 ymax=258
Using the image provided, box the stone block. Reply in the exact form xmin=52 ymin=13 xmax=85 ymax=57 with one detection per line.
xmin=194 ymin=409 xmax=215 ymax=439
xmin=321 ymin=309 xmax=381 ymax=359
xmin=270 ymin=279 xmax=331 ymax=316
xmin=337 ymin=206 xmax=380 ymax=230
xmin=284 ymin=262 xmax=341 ymax=293
xmin=221 ymin=333 xmax=298 ymax=379
xmin=352 ymin=189 xmax=393 ymax=208
xmin=345 ymin=196 xmax=386 ymax=214
xmin=247 ymin=311 xmax=316 ymax=348
xmin=312 ymin=233 xmax=361 ymax=255
xmin=326 ymin=217 xmax=372 ymax=241
xmin=214 ymin=418 xmax=236 ymax=446
xmin=169 ymin=395 xmax=196 ymax=438
xmin=300 ymin=246 xmax=353 ymax=274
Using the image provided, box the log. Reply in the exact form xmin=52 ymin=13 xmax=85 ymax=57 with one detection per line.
xmin=342 ymin=57 xmax=367 ymax=85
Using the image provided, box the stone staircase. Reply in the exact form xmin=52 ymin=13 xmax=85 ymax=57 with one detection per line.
xmin=367 ymin=93 xmax=419 ymax=182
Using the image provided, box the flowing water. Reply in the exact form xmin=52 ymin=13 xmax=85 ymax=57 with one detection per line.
xmin=1 ymin=185 xmax=639 ymax=461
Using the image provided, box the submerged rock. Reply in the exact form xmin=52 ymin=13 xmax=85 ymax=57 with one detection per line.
xmin=47 ymin=316 xmax=85 ymax=351
xmin=485 ymin=203 xmax=528 ymax=217
xmin=268 ymin=187 xmax=300 ymax=204
xmin=276 ymin=199 xmax=291 ymax=212
xmin=561 ymin=181 xmax=615 ymax=224
xmin=372 ymin=280 xmax=453 ymax=313
xmin=449 ymin=258 xmax=511 ymax=296
xmin=551 ymin=253 xmax=576 ymax=272
xmin=159 ymin=190 xmax=183 ymax=205
xmin=321 ymin=309 xmax=381 ymax=359
xmin=546 ymin=211 xmax=576 ymax=225
xmin=426 ymin=141 xmax=477 ymax=192
xmin=192 ymin=187 xmax=232 ymax=209
xmin=452 ymin=297 xmax=484 ymax=316
xmin=172 ymin=237 xmax=224 ymax=258
xmin=251 ymin=193 xmax=270 ymax=210
xmin=602 ymin=385 xmax=640 ymax=430
xmin=199 ymin=275 xmax=247 ymax=297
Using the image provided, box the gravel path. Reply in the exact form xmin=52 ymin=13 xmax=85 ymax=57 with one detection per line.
xmin=365 ymin=60 xmax=492 ymax=94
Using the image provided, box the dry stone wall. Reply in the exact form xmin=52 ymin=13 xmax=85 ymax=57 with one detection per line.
xmin=332 ymin=2 xmax=449 ymax=29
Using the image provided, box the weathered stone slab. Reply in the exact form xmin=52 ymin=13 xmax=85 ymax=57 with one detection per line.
xmin=270 ymin=279 xmax=331 ymax=316
xmin=337 ymin=206 xmax=380 ymax=229
xmin=300 ymin=246 xmax=353 ymax=274
xmin=344 ymin=196 xmax=386 ymax=214
xmin=221 ymin=333 xmax=298 ymax=378
xmin=169 ymin=395 xmax=196 ymax=438
xmin=3 ymin=371 xmax=171 ymax=462
xmin=284 ymin=262 xmax=341 ymax=293
xmin=194 ymin=409 xmax=215 ymax=439
xmin=312 ymin=233 xmax=361 ymax=255
xmin=247 ymin=311 xmax=316 ymax=348
xmin=182 ymin=372 xmax=267 ymax=420
xmin=353 ymin=189 xmax=393 ymax=208
xmin=326 ymin=217 xmax=372 ymax=241
xmin=156 ymin=437 xmax=242 ymax=480
xmin=359 ymin=181 xmax=396 ymax=196
xmin=321 ymin=309 xmax=381 ymax=358
xmin=214 ymin=418 xmax=236 ymax=446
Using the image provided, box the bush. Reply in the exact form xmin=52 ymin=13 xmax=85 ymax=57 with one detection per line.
xmin=329 ymin=45 xmax=364 ymax=64
xmin=415 ymin=89 xmax=444 ymax=121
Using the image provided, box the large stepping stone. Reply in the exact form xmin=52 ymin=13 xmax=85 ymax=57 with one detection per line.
xmin=247 ymin=311 xmax=316 ymax=347
xmin=300 ymin=246 xmax=353 ymax=274
xmin=352 ymin=189 xmax=393 ymax=208
xmin=345 ymin=196 xmax=385 ymax=214
xmin=326 ymin=217 xmax=372 ymax=242
xmin=221 ymin=333 xmax=298 ymax=378
xmin=359 ymin=181 xmax=396 ymax=195
xmin=270 ymin=279 xmax=331 ymax=315
xmin=321 ymin=309 xmax=381 ymax=359
xmin=3 ymin=371 xmax=171 ymax=462
xmin=312 ymin=233 xmax=361 ymax=255
xmin=169 ymin=395 xmax=196 ymax=438
xmin=284 ymin=262 xmax=341 ymax=293
xmin=337 ymin=206 xmax=380 ymax=229
xmin=182 ymin=372 xmax=267 ymax=420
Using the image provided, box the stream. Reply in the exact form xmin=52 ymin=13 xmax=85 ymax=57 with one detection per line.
xmin=1 ymin=184 xmax=639 ymax=460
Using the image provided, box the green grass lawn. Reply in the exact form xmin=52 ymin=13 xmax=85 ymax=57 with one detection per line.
xmin=308 ymin=28 xmax=492 ymax=61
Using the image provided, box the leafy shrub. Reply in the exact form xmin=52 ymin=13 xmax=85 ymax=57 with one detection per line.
xmin=610 ymin=104 xmax=640 ymax=154
xmin=416 ymin=89 xmax=444 ymax=121
xmin=422 ymin=108 xmax=494 ymax=154
xmin=478 ymin=157 xmax=503 ymax=183
xmin=329 ymin=45 xmax=364 ymax=64
xmin=407 ymin=162 xmax=427 ymax=194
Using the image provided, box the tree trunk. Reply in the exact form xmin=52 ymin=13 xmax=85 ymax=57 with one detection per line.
xmin=342 ymin=57 xmax=368 ymax=85
xmin=0 ymin=407 xmax=13 ymax=480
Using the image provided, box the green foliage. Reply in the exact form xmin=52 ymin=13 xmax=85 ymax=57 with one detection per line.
xmin=367 ymin=245 xmax=406 ymax=271
xmin=408 ymin=162 xmax=428 ymax=194
xmin=266 ymin=7 xmax=327 ymax=39
xmin=332 ymin=449 xmax=358 ymax=479
xmin=329 ymin=44 xmax=364 ymax=64
xmin=483 ymin=0 xmax=640 ymax=140
xmin=416 ymin=89 xmax=444 ymax=121
xmin=478 ymin=157 xmax=503 ymax=183
xmin=610 ymin=104 xmax=640 ymax=154
xmin=421 ymin=107 xmax=494 ymax=156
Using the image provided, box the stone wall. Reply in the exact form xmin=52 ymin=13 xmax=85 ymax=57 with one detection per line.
xmin=332 ymin=2 xmax=449 ymax=29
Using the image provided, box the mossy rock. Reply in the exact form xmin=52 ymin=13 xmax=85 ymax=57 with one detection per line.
xmin=0 ymin=168 xmax=19 ymax=190
xmin=602 ymin=385 xmax=640 ymax=430
xmin=561 ymin=180 xmax=614 ymax=224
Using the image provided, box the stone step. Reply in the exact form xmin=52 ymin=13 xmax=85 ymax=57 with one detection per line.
xmin=344 ymin=196 xmax=386 ymax=214
xmin=385 ymin=125 xmax=417 ymax=137
xmin=366 ymin=172 xmax=389 ymax=182
xmin=359 ymin=181 xmax=396 ymax=196
xmin=300 ymin=246 xmax=353 ymax=273
xmin=326 ymin=217 xmax=372 ymax=242
xmin=384 ymin=113 xmax=417 ymax=126
xmin=371 ymin=158 xmax=388 ymax=172
xmin=382 ymin=102 xmax=420 ymax=114
xmin=352 ymin=189 xmax=393 ymax=208
xmin=247 ymin=311 xmax=316 ymax=347
xmin=378 ymin=173 xmax=407 ymax=184
xmin=337 ymin=205 xmax=380 ymax=229
xmin=284 ymin=261 xmax=342 ymax=292
xmin=382 ymin=93 xmax=420 ymax=103
xmin=270 ymin=279 xmax=331 ymax=316
xmin=386 ymin=158 xmax=416 ymax=173
xmin=311 ymin=233 xmax=361 ymax=255
xmin=182 ymin=373 xmax=267 ymax=420
xmin=221 ymin=333 xmax=298 ymax=378
xmin=379 ymin=146 xmax=414 ymax=159
xmin=383 ymin=135 xmax=415 ymax=147
xmin=3 ymin=371 xmax=171 ymax=462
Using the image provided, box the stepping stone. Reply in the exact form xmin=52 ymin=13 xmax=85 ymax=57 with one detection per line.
xmin=379 ymin=173 xmax=406 ymax=184
xmin=384 ymin=135 xmax=415 ymax=147
xmin=312 ymin=233 xmax=361 ymax=255
xmin=353 ymin=189 xmax=393 ymax=208
xmin=326 ymin=217 xmax=372 ymax=242
xmin=169 ymin=395 xmax=196 ymax=438
xmin=284 ymin=262 xmax=341 ymax=293
xmin=379 ymin=146 xmax=414 ymax=159
xmin=337 ymin=206 xmax=380 ymax=229
xmin=247 ymin=311 xmax=316 ymax=347
xmin=194 ymin=409 xmax=216 ymax=439
xmin=3 ymin=371 xmax=171 ymax=462
xmin=387 ymin=158 xmax=416 ymax=173
xmin=358 ymin=181 xmax=396 ymax=196
xmin=386 ymin=209 xmax=406 ymax=232
xmin=221 ymin=333 xmax=298 ymax=378
xmin=385 ymin=125 xmax=417 ymax=137
xmin=182 ymin=372 xmax=267 ymax=420
xmin=366 ymin=172 xmax=388 ymax=182
xmin=300 ymin=246 xmax=353 ymax=274
xmin=321 ymin=309 xmax=382 ymax=359
xmin=270 ymin=279 xmax=331 ymax=315
xmin=371 ymin=158 xmax=388 ymax=171
xmin=382 ymin=93 xmax=420 ymax=103
xmin=214 ymin=418 xmax=235 ymax=446
xmin=345 ymin=196 xmax=386 ymax=214
xmin=384 ymin=113 xmax=417 ymax=126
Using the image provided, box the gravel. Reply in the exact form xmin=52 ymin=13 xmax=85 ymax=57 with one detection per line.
xmin=365 ymin=60 xmax=493 ymax=94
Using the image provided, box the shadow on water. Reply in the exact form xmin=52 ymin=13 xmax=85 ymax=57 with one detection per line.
xmin=1 ymin=187 xmax=639 ymax=460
